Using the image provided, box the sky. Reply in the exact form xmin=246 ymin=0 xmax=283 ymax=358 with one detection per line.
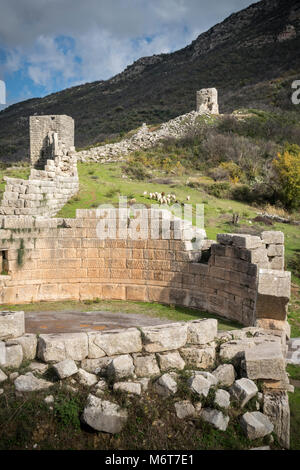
xmin=0 ymin=0 xmax=257 ymax=109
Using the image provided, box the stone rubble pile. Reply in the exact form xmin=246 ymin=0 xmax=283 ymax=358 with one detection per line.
xmin=0 ymin=310 xmax=292 ymax=448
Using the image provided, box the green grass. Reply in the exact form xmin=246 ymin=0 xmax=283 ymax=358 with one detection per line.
xmin=1 ymin=298 xmax=242 ymax=332
xmin=290 ymin=387 xmax=300 ymax=450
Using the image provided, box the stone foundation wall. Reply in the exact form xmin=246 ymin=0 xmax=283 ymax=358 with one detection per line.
xmin=0 ymin=312 xmax=292 ymax=448
xmin=0 ymin=209 xmax=291 ymax=330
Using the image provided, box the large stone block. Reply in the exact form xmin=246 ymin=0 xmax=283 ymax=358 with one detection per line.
xmin=13 ymin=334 xmax=37 ymax=360
xmin=180 ymin=346 xmax=216 ymax=369
xmin=53 ymin=359 xmax=78 ymax=379
xmin=245 ymin=342 xmax=286 ymax=381
xmin=156 ymin=351 xmax=185 ymax=371
xmin=82 ymin=395 xmax=128 ymax=434
xmin=256 ymin=270 xmax=290 ymax=321
xmin=38 ymin=333 xmax=88 ymax=363
xmin=133 ymin=353 xmax=160 ymax=377
xmin=0 ymin=311 xmax=25 ymax=340
xmin=4 ymin=342 xmax=23 ymax=368
xmin=230 ymin=378 xmax=258 ymax=408
xmin=141 ymin=322 xmax=188 ymax=353
xmin=107 ymin=355 xmax=134 ymax=381
xmin=201 ymin=409 xmax=229 ymax=431
xmin=187 ymin=319 xmax=218 ymax=345
xmin=263 ymin=391 xmax=290 ymax=449
xmin=14 ymin=372 xmax=53 ymax=392
xmin=240 ymin=412 xmax=274 ymax=440
xmin=261 ymin=231 xmax=284 ymax=245
xmin=88 ymin=328 xmax=142 ymax=358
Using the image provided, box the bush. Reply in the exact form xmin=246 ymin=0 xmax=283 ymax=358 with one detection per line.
xmin=123 ymin=161 xmax=151 ymax=180
xmin=207 ymin=182 xmax=231 ymax=199
xmin=288 ymin=253 xmax=300 ymax=279
xmin=272 ymin=145 xmax=300 ymax=210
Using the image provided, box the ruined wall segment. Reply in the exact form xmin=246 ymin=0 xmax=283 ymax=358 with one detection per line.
xmin=0 ymin=209 xmax=290 ymax=334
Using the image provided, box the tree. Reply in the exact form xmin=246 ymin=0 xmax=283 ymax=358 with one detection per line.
xmin=272 ymin=144 xmax=300 ymax=210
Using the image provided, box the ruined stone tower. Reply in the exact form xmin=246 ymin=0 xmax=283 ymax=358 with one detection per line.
xmin=30 ymin=115 xmax=74 ymax=169
xmin=196 ymin=88 xmax=219 ymax=114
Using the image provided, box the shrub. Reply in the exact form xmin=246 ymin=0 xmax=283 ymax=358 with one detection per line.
xmin=207 ymin=182 xmax=231 ymax=199
xmin=123 ymin=161 xmax=151 ymax=180
xmin=272 ymin=145 xmax=300 ymax=210
xmin=288 ymin=253 xmax=300 ymax=279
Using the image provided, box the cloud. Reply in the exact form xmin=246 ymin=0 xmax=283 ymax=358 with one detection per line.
xmin=0 ymin=0 xmax=256 ymax=99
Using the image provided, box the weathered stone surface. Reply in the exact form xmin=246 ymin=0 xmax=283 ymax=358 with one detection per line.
xmin=215 ymin=389 xmax=230 ymax=409
xmin=77 ymin=368 xmax=98 ymax=387
xmin=261 ymin=231 xmax=284 ymax=245
xmin=9 ymin=372 xmax=19 ymax=381
xmin=250 ymin=446 xmax=270 ymax=450
xmin=0 ymin=341 xmax=6 ymax=366
xmin=82 ymin=394 xmax=128 ymax=434
xmin=0 ymin=369 xmax=7 ymax=383
xmin=107 ymin=355 xmax=134 ymax=380
xmin=13 ymin=334 xmax=37 ymax=360
xmin=194 ymin=371 xmax=218 ymax=386
xmin=187 ymin=319 xmax=218 ymax=345
xmin=113 ymin=381 xmax=142 ymax=395
xmin=240 ymin=411 xmax=274 ymax=440
xmin=219 ymin=340 xmax=255 ymax=364
xmin=14 ymin=372 xmax=53 ymax=392
xmin=188 ymin=375 xmax=211 ymax=397
xmin=44 ymin=395 xmax=54 ymax=404
xmin=154 ymin=373 xmax=178 ymax=397
xmin=263 ymin=392 xmax=290 ymax=449
xmin=133 ymin=353 xmax=160 ymax=377
xmin=141 ymin=323 xmax=187 ymax=353
xmin=180 ymin=346 xmax=215 ymax=369
xmin=201 ymin=409 xmax=229 ymax=431
xmin=4 ymin=343 xmax=23 ymax=368
xmin=256 ymin=270 xmax=290 ymax=321
xmin=245 ymin=342 xmax=286 ymax=381
xmin=28 ymin=361 xmax=48 ymax=374
xmin=38 ymin=333 xmax=88 ymax=363
xmin=53 ymin=359 xmax=78 ymax=379
xmin=88 ymin=328 xmax=142 ymax=358
xmin=212 ymin=364 xmax=236 ymax=387
xmin=175 ymin=400 xmax=195 ymax=419
xmin=81 ymin=357 xmax=113 ymax=374
xmin=136 ymin=377 xmax=150 ymax=392
xmin=230 ymin=378 xmax=258 ymax=408
xmin=0 ymin=311 xmax=25 ymax=340
xmin=156 ymin=351 xmax=185 ymax=371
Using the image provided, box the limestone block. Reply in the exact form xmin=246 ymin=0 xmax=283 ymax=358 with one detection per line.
xmin=29 ymin=362 xmax=48 ymax=374
xmin=175 ymin=400 xmax=196 ymax=419
xmin=0 ymin=311 xmax=25 ymax=340
xmin=5 ymin=343 xmax=23 ymax=368
xmin=230 ymin=378 xmax=258 ymax=408
xmin=154 ymin=373 xmax=178 ymax=397
xmin=187 ymin=374 xmax=211 ymax=397
xmin=0 ymin=341 xmax=6 ymax=366
xmin=87 ymin=328 xmax=142 ymax=358
xmin=245 ymin=342 xmax=286 ymax=381
xmin=201 ymin=409 xmax=229 ymax=431
xmin=53 ymin=359 xmax=78 ymax=379
xmin=77 ymin=368 xmax=98 ymax=387
xmin=38 ymin=333 xmax=88 ymax=363
xmin=263 ymin=391 xmax=290 ymax=449
xmin=219 ymin=340 xmax=256 ymax=364
xmin=113 ymin=381 xmax=142 ymax=396
xmin=82 ymin=394 xmax=128 ymax=434
xmin=267 ymin=244 xmax=284 ymax=257
xmin=141 ymin=322 xmax=188 ymax=353
xmin=81 ymin=357 xmax=113 ymax=375
xmin=13 ymin=334 xmax=37 ymax=360
xmin=212 ymin=364 xmax=236 ymax=387
xmin=215 ymin=389 xmax=231 ymax=409
xmin=107 ymin=355 xmax=134 ymax=380
xmin=194 ymin=371 xmax=218 ymax=386
xmin=180 ymin=346 xmax=216 ymax=369
xmin=0 ymin=369 xmax=8 ymax=383
xmin=14 ymin=372 xmax=53 ymax=392
xmin=187 ymin=319 xmax=218 ymax=345
xmin=133 ymin=353 xmax=160 ymax=377
xmin=156 ymin=351 xmax=185 ymax=371
xmin=240 ymin=412 xmax=274 ymax=440
xmin=261 ymin=231 xmax=284 ymax=245
xmin=256 ymin=270 xmax=290 ymax=321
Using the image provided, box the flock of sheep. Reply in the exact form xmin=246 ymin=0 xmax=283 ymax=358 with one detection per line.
xmin=143 ymin=191 xmax=190 ymax=205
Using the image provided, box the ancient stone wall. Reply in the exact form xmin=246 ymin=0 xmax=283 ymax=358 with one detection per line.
xmin=0 ymin=209 xmax=290 ymax=332
xmin=196 ymin=88 xmax=219 ymax=114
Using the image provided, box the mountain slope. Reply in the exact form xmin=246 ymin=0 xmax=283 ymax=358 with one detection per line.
xmin=0 ymin=0 xmax=300 ymax=162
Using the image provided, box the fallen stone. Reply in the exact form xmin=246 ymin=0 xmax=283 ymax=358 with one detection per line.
xmin=230 ymin=378 xmax=258 ymax=408
xmin=95 ymin=379 xmax=107 ymax=391
xmin=240 ymin=411 xmax=274 ymax=440
xmin=175 ymin=400 xmax=195 ymax=419
xmin=88 ymin=328 xmax=142 ymax=358
xmin=187 ymin=319 xmax=218 ymax=345
xmin=53 ymin=359 xmax=78 ymax=379
xmin=13 ymin=334 xmax=37 ymax=360
xmin=194 ymin=371 xmax=218 ymax=386
xmin=82 ymin=394 xmax=128 ymax=433
xmin=44 ymin=395 xmax=54 ymax=404
xmin=38 ymin=332 xmax=88 ymax=363
xmin=107 ymin=355 xmax=134 ymax=381
xmin=263 ymin=391 xmax=290 ymax=449
xmin=180 ymin=346 xmax=215 ymax=369
xmin=141 ymin=322 xmax=187 ymax=353
xmin=9 ymin=372 xmax=19 ymax=381
xmin=156 ymin=351 xmax=185 ymax=371
xmin=133 ymin=353 xmax=160 ymax=377
xmin=136 ymin=377 xmax=150 ymax=392
xmin=154 ymin=373 xmax=177 ymax=397
xmin=113 ymin=381 xmax=142 ymax=395
xmin=0 ymin=341 xmax=6 ymax=366
xmin=0 ymin=311 xmax=25 ymax=340
xmin=28 ymin=362 xmax=49 ymax=374
xmin=245 ymin=342 xmax=286 ymax=381
xmin=212 ymin=364 xmax=235 ymax=387
xmin=4 ymin=343 xmax=23 ymax=368
xmin=201 ymin=409 xmax=229 ymax=431
xmin=214 ymin=389 xmax=230 ymax=409
xmin=81 ymin=357 xmax=113 ymax=374
xmin=0 ymin=369 xmax=8 ymax=383
xmin=14 ymin=373 xmax=53 ymax=392
xmin=187 ymin=375 xmax=211 ymax=397
xmin=77 ymin=368 xmax=98 ymax=387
